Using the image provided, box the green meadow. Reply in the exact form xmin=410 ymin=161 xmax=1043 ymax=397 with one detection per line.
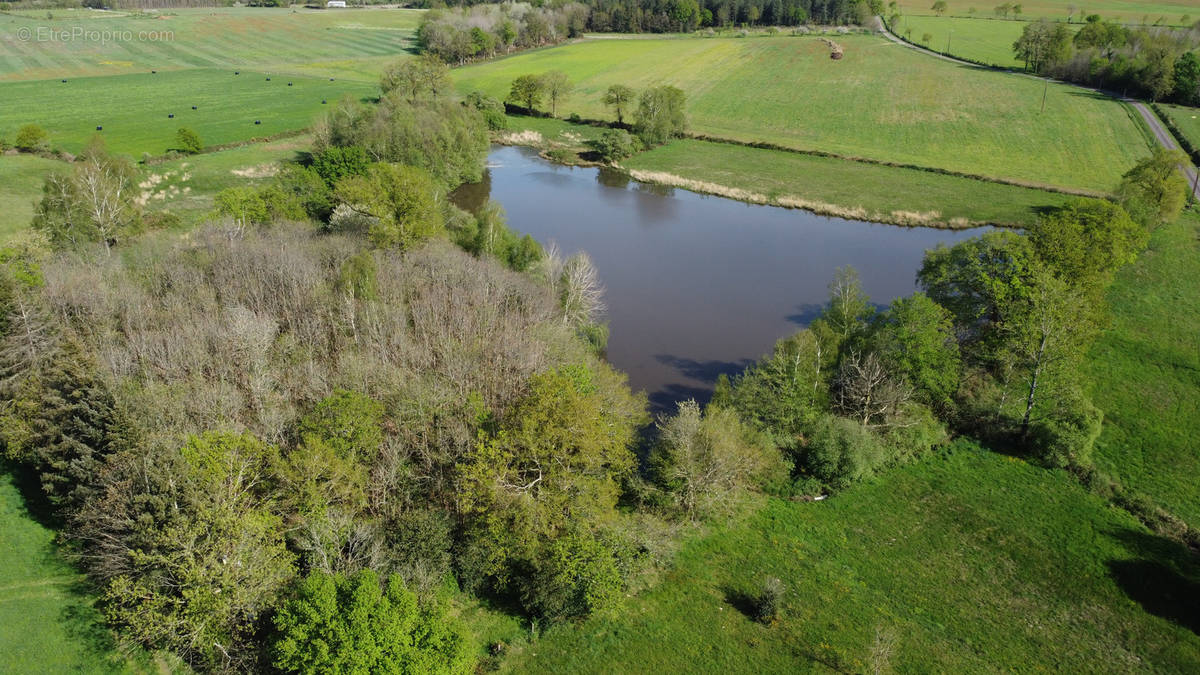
xmin=1087 ymin=211 xmax=1200 ymax=528
xmin=453 ymin=35 xmax=1150 ymax=191
xmin=489 ymin=443 xmax=1200 ymax=672
xmin=0 ymin=69 xmax=374 ymax=156
xmin=0 ymin=7 xmax=420 ymax=82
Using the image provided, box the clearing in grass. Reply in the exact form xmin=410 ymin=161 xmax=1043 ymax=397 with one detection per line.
xmin=453 ymin=35 xmax=1150 ymax=192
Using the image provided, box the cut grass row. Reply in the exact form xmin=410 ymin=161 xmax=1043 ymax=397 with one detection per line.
xmin=0 ymin=7 xmax=420 ymax=82
xmin=0 ymin=68 xmax=375 ymax=156
xmin=1086 ymin=210 xmax=1200 ymax=528
xmin=491 ymin=443 xmax=1200 ymax=672
xmin=453 ymin=35 xmax=1150 ymax=192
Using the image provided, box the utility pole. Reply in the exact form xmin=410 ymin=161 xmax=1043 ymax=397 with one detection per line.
xmin=945 ymin=29 xmax=952 ymax=53
xmin=1040 ymin=80 xmax=1048 ymax=113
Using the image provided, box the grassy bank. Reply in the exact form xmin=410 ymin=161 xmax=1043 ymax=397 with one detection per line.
xmin=1087 ymin=211 xmax=1200 ymax=528
xmin=622 ymin=138 xmax=1071 ymax=227
xmin=0 ymin=69 xmax=373 ymax=156
xmin=493 ymin=443 xmax=1200 ymax=672
xmin=453 ymin=35 xmax=1149 ymax=192
xmin=0 ymin=6 xmax=420 ymax=83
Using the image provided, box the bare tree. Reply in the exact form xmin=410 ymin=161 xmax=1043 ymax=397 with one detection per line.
xmin=833 ymin=352 xmax=912 ymax=428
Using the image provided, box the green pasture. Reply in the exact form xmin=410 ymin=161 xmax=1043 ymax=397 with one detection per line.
xmin=0 ymin=6 xmax=420 ymax=82
xmin=1087 ymin=210 xmax=1200 ymax=528
xmin=895 ymin=0 xmax=1197 ymax=24
xmin=494 ymin=443 xmax=1200 ymax=672
xmin=453 ymin=35 xmax=1151 ymax=191
xmin=622 ymin=137 xmax=1072 ymax=226
xmin=0 ymin=68 xmax=374 ymax=156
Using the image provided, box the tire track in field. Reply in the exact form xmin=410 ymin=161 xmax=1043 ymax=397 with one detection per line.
xmin=875 ymin=17 xmax=1200 ymax=200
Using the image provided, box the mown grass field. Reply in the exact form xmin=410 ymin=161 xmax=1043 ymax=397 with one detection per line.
xmin=1159 ymin=103 xmax=1200 ymax=153
xmin=453 ymin=35 xmax=1150 ymax=191
xmin=493 ymin=443 xmax=1200 ymax=672
xmin=0 ymin=7 xmax=420 ymax=82
xmin=1087 ymin=210 xmax=1200 ymax=528
xmin=896 ymin=0 xmax=1198 ymax=24
xmin=0 ymin=154 xmax=63 ymax=241
xmin=0 ymin=468 xmax=149 ymax=673
xmin=0 ymin=68 xmax=374 ymax=156
xmin=622 ymin=138 xmax=1071 ymax=226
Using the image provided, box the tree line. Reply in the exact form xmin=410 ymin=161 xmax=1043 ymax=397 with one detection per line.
xmin=1012 ymin=16 xmax=1200 ymax=103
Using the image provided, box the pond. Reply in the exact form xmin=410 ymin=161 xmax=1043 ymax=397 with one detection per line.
xmin=453 ymin=145 xmax=989 ymax=412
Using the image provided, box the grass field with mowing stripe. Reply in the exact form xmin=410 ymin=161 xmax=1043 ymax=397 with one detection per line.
xmin=452 ymin=35 xmax=1150 ymax=191
xmin=491 ymin=443 xmax=1200 ymax=672
xmin=0 ymin=69 xmax=374 ymax=156
xmin=622 ymin=138 xmax=1071 ymax=227
xmin=0 ymin=7 xmax=420 ymax=82
xmin=1087 ymin=211 xmax=1200 ymax=528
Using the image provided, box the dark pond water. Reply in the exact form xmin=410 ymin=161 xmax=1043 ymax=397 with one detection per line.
xmin=453 ymin=145 xmax=988 ymax=411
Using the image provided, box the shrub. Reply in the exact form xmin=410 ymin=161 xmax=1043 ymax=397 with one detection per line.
xmin=14 ymin=124 xmax=49 ymax=152
xmin=522 ymin=530 xmax=629 ymax=620
xmin=174 ymin=127 xmax=202 ymax=154
xmin=311 ymin=145 xmax=371 ymax=186
xmin=802 ymin=414 xmax=885 ymax=488
xmin=1027 ymin=394 xmax=1103 ymax=468
xmin=754 ymin=577 xmax=784 ymax=624
xmin=545 ymin=146 xmax=575 ymax=164
xmin=272 ymin=569 xmax=473 ymax=674
xmin=589 ymin=128 xmax=638 ymax=163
